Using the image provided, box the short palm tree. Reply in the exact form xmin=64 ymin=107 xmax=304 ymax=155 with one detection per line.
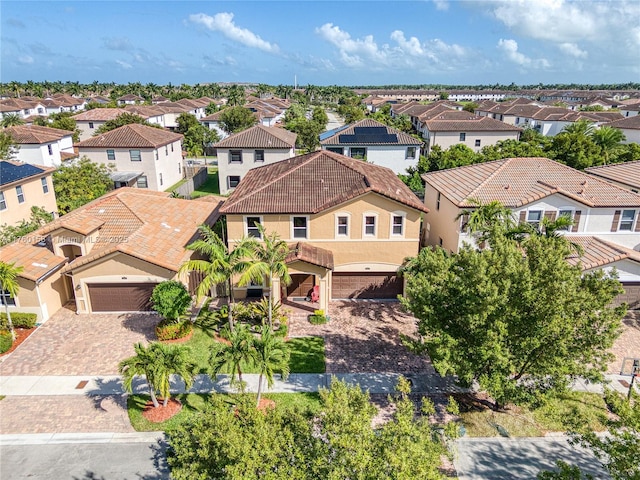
xmin=1 ymin=113 xmax=25 ymax=128
xmin=561 ymin=119 xmax=595 ymax=136
xmin=457 ymin=199 xmax=515 ymax=248
xmin=0 ymin=261 xmax=23 ymax=341
xmin=210 ymin=324 xmax=254 ymax=391
xmin=180 ymin=224 xmax=254 ymax=330
xmin=252 ymin=325 xmax=290 ymax=407
xmin=591 ymin=126 xmax=626 ymax=164
xmin=241 ymin=225 xmax=292 ymax=327
xmin=119 ymin=342 xmax=196 ymax=408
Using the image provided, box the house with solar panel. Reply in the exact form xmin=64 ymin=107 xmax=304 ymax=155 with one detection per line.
xmin=0 ymin=160 xmax=57 ymax=226
xmin=319 ymin=119 xmax=423 ymax=175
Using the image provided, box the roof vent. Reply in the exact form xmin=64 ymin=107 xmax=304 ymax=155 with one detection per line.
xmin=31 ymin=262 xmax=48 ymax=268
xmin=504 ymin=184 xmax=510 ymax=190
xmin=161 ymin=222 xmax=171 ymax=229
xmin=581 ymin=180 xmax=588 ymax=186
xmin=98 ymin=209 xmax=105 ymax=213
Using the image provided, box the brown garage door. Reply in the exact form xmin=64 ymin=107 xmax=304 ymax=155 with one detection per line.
xmin=617 ymin=282 xmax=640 ymax=310
xmin=332 ymin=272 xmax=403 ymax=299
xmin=88 ymin=283 xmax=158 ymax=312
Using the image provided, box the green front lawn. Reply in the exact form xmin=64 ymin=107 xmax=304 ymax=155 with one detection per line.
xmin=190 ymin=170 xmax=220 ymax=198
xmin=458 ymin=391 xmax=609 ymax=437
xmin=128 ymin=392 xmax=322 ymax=431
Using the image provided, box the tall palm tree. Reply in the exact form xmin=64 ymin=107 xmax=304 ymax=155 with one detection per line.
xmin=180 ymin=224 xmax=254 ymax=330
xmin=252 ymin=325 xmax=290 ymax=407
xmin=241 ymin=225 xmax=292 ymax=327
xmin=0 ymin=261 xmax=23 ymax=341
xmin=457 ymin=199 xmax=516 ymax=248
xmin=591 ymin=126 xmax=626 ymax=164
xmin=561 ymin=119 xmax=595 ymax=136
xmin=210 ymin=324 xmax=254 ymax=391
xmin=119 ymin=342 xmax=196 ymax=408
xmin=1 ymin=113 xmax=25 ymax=128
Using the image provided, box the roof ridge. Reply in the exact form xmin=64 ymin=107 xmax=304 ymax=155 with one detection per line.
xmin=464 ymin=158 xmax=511 ymax=200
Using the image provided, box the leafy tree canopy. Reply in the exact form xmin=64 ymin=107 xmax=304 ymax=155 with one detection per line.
xmin=94 ymin=112 xmax=159 ymax=135
xmin=150 ymin=280 xmax=191 ymax=322
xmin=0 ymin=206 xmax=53 ymax=246
xmin=219 ymin=106 xmax=255 ymax=134
xmin=0 ymin=131 xmax=20 ymax=160
xmin=52 ymin=157 xmax=113 ymax=214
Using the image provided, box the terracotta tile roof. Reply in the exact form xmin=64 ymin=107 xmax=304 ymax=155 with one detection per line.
xmin=76 ymin=124 xmax=182 ymax=149
xmin=60 ymin=151 xmax=79 ymax=161
xmin=221 ymin=150 xmax=428 ymax=214
xmin=200 ymin=111 xmax=225 ymax=122
xmin=320 ymin=119 xmax=422 ymax=145
xmin=117 ymin=94 xmax=144 ymax=101
xmin=5 ymin=125 xmax=72 ymax=144
xmin=586 ymin=161 xmax=640 ymax=190
xmin=604 ymin=115 xmax=640 ymax=130
xmin=6 ymin=188 xmax=225 ymax=276
xmin=422 ymin=115 xmax=522 ymax=132
xmin=72 ymin=108 xmax=127 ymax=121
xmin=214 ymin=124 xmax=297 ymax=149
xmin=286 ymin=242 xmax=334 ymax=270
xmin=422 ymin=157 xmax=640 ymax=208
xmin=0 ymin=240 xmax=67 ymax=282
xmin=565 ymin=236 xmax=640 ymax=270
xmin=0 ymin=161 xmax=54 ymax=187
xmin=123 ymin=105 xmax=164 ymax=118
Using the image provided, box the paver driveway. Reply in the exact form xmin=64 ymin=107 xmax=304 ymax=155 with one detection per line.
xmin=609 ymin=310 xmax=640 ymax=374
xmin=0 ymin=305 xmax=158 ymax=376
xmin=289 ymin=300 xmax=435 ymax=374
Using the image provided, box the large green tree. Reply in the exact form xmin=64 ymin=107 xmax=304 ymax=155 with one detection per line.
xmin=0 ymin=206 xmax=53 ymax=246
xmin=52 ymin=157 xmax=113 ymax=214
xmin=219 ymin=106 xmax=255 ymax=134
xmin=401 ymin=231 xmax=625 ymax=409
xmin=176 ymin=113 xmax=219 ymax=157
xmin=0 ymin=131 xmax=20 ymax=160
xmin=94 ymin=112 xmax=159 ymax=135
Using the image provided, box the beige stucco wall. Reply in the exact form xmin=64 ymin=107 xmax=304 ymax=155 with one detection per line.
xmin=1 ymin=174 xmax=57 ymax=226
xmin=422 ymin=184 xmax=462 ymax=251
xmin=11 ymin=274 xmax=67 ymax=322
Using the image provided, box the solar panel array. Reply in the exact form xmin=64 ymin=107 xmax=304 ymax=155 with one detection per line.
xmin=0 ymin=161 xmax=46 ymax=186
xmin=338 ymin=127 xmax=398 ymax=144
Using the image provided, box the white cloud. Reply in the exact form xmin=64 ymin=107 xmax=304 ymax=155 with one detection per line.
xmin=316 ymin=23 xmax=467 ymax=71
xmin=115 ymin=59 xmax=132 ymax=69
xmin=558 ymin=42 xmax=587 ymax=59
xmin=497 ymin=38 xmax=550 ymax=69
xmin=103 ymin=37 xmax=133 ymax=51
xmin=433 ymin=0 xmax=449 ymax=11
xmin=189 ymin=12 xmax=279 ymax=53
xmin=17 ymin=55 xmax=33 ymax=64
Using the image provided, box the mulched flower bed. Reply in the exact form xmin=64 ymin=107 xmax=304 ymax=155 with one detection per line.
xmin=142 ymin=398 xmax=182 ymax=423
xmin=158 ymin=330 xmax=194 ymax=344
xmin=0 ymin=327 xmax=37 ymax=357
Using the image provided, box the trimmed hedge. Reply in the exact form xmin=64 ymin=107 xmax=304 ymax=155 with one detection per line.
xmin=155 ymin=319 xmax=193 ymax=341
xmin=0 ymin=331 xmax=13 ymax=354
xmin=0 ymin=312 xmax=37 ymax=329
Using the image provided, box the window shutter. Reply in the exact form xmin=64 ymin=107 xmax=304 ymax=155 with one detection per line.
xmin=460 ymin=214 xmax=469 ymax=232
xmin=635 ymin=211 xmax=640 ymax=232
xmin=544 ymin=211 xmax=556 ymax=221
xmin=572 ymin=210 xmax=581 ymax=233
xmin=519 ymin=211 xmax=527 ymax=224
xmin=611 ymin=210 xmax=621 ymax=232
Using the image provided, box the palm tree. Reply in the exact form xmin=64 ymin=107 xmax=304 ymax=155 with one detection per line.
xmin=241 ymin=225 xmax=292 ymax=327
xmin=252 ymin=325 xmax=290 ymax=407
xmin=119 ymin=342 xmax=196 ymax=408
xmin=561 ymin=119 xmax=595 ymax=136
xmin=0 ymin=261 xmax=23 ymax=341
xmin=1 ymin=113 xmax=25 ymax=128
xmin=179 ymin=224 xmax=254 ymax=330
xmin=591 ymin=126 xmax=626 ymax=164
xmin=210 ymin=324 xmax=254 ymax=391
xmin=457 ymin=199 xmax=516 ymax=247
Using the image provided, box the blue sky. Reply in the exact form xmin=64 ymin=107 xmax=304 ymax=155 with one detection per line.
xmin=2 ymin=0 xmax=639 ymax=86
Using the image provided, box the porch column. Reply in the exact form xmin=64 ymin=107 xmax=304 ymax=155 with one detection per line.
xmin=319 ymin=276 xmax=329 ymax=312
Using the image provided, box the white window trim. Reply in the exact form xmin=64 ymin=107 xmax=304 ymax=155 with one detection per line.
xmin=406 ymin=146 xmax=416 ymax=160
xmin=557 ymin=207 xmax=575 ymax=231
xmin=0 ymin=191 xmax=6 ymax=210
xmin=290 ymin=215 xmax=310 ymax=240
xmin=41 ymin=177 xmax=49 ymax=194
xmin=245 ymin=215 xmax=263 ymax=239
xmin=16 ymin=185 xmax=24 ymax=204
xmin=335 ymin=212 xmax=350 ymax=238
xmin=227 ymin=175 xmax=241 ymax=189
xmin=619 ymin=209 xmax=637 ymax=232
xmin=362 ymin=212 xmax=378 ymax=238
xmin=526 ymin=208 xmax=543 ymax=225
xmin=390 ymin=211 xmax=406 ymax=237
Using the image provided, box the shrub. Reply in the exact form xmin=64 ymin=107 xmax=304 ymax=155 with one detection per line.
xmin=0 ymin=330 xmax=12 ymax=354
xmin=308 ymin=309 xmax=328 ymax=325
xmin=155 ymin=319 xmax=193 ymax=341
xmin=0 ymin=312 xmax=37 ymax=329
xmin=151 ymin=281 xmax=192 ymax=321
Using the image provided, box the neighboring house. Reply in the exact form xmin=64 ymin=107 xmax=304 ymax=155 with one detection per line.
xmin=76 ymin=124 xmax=184 ymax=191
xmin=213 ymin=125 xmax=297 ymax=195
xmin=601 ymin=116 xmax=640 ymax=144
xmin=219 ymin=150 xmax=429 ymax=311
xmin=620 ymin=103 xmax=640 ymax=118
xmin=320 ymin=119 xmax=423 ymax=174
xmin=0 ymin=98 xmax=46 ymax=119
xmin=421 ymin=114 xmax=521 ymax=153
xmin=72 ymin=108 xmax=128 ymax=141
xmin=0 ymin=161 xmax=57 ymax=226
xmin=5 ymin=125 xmax=76 ymax=167
xmin=421 ymin=157 xmax=640 ymax=307
xmin=586 ymin=161 xmax=640 ymax=193
xmin=0 ymin=188 xmax=224 ymax=320
xmin=41 ymin=94 xmax=86 ymax=115
xmin=117 ymin=94 xmax=145 ymax=105
xmin=200 ymin=110 xmax=230 ymax=140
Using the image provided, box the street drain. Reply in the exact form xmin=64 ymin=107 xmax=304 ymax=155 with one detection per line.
xmin=75 ymin=380 xmax=89 ymax=389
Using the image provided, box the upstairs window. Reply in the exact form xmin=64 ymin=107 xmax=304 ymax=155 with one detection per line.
xmin=475 ymin=139 xmax=481 ymax=147
xmin=292 ymin=216 xmax=308 ymax=239
xmin=165 ymin=145 xmax=169 ymax=156
xmin=350 ymin=147 xmax=366 ymax=159
xmin=459 ymin=133 xmax=466 ymax=141
xmin=620 ymin=210 xmax=636 ymax=231
xmin=230 ymin=150 xmax=243 ymax=163
xmin=47 ymin=144 xmax=53 ymax=155
xmin=247 ymin=217 xmax=262 ymax=238
xmin=436 ymin=192 xmax=441 ymax=211
xmin=392 ymin=215 xmax=404 ymax=235
xmin=16 ymin=186 xmax=25 ymax=204
xmin=89 ymin=122 xmax=94 ymax=129
xmin=558 ymin=209 xmax=574 ymax=230
xmin=107 ymin=149 xmax=115 ymax=161
xmin=159 ymin=173 xmax=163 ymax=186
xmin=0 ymin=191 xmax=6 ymax=210
xmin=228 ymin=176 xmax=240 ymax=189
xmin=327 ymin=147 xmax=344 ymax=155
xmin=136 ymin=176 xmax=148 ymax=189
xmin=254 ymin=150 xmax=265 ymax=162
xmin=41 ymin=177 xmax=49 ymax=194
xmin=364 ymin=215 xmax=376 ymax=236
xmin=406 ymin=147 xmax=416 ymax=159
xmin=527 ymin=210 xmax=543 ymax=226
xmin=129 ymin=150 xmax=141 ymax=162
xmin=337 ymin=215 xmax=349 ymax=237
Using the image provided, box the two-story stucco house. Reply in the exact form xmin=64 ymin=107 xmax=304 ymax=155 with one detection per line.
xmin=219 ymin=150 xmax=429 ymax=312
xmin=422 ymin=157 xmax=640 ymax=308
xmin=320 ymin=119 xmax=423 ymax=175
xmin=5 ymin=125 xmax=76 ymax=167
xmin=213 ymin=125 xmax=297 ymax=195
xmin=0 ymin=161 xmax=57 ymax=226
xmin=76 ymin=124 xmax=184 ymax=192
xmin=72 ymin=108 xmax=128 ymax=141
xmin=0 ymin=189 xmax=223 ymax=321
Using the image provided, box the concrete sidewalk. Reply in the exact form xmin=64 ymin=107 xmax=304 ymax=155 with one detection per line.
xmin=0 ymin=373 xmax=634 ymax=397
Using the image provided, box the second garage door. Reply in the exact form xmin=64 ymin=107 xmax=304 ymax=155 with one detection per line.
xmin=88 ymin=283 xmax=158 ymax=312
xmin=332 ymin=272 xmax=403 ymax=299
